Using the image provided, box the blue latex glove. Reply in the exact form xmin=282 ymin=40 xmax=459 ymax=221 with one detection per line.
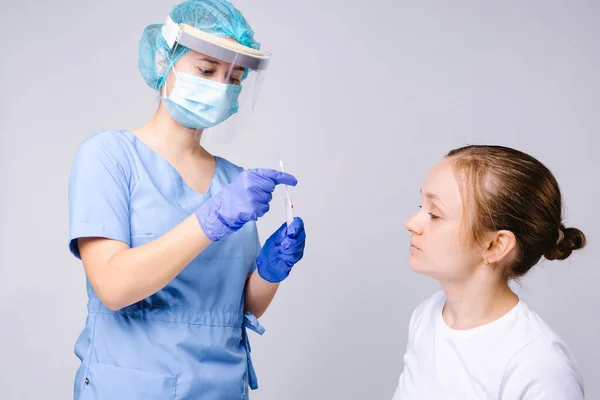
xmin=256 ymin=217 xmax=306 ymax=283
xmin=196 ymin=169 xmax=297 ymax=241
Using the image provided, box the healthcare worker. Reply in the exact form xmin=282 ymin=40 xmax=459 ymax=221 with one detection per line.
xmin=68 ymin=1 xmax=306 ymax=399
xmin=393 ymin=145 xmax=585 ymax=399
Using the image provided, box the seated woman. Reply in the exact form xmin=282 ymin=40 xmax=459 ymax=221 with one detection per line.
xmin=393 ymin=145 xmax=585 ymax=400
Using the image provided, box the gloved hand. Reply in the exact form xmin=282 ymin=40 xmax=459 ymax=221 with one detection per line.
xmin=256 ymin=217 xmax=306 ymax=283
xmin=196 ymin=169 xmax=297 ymax=242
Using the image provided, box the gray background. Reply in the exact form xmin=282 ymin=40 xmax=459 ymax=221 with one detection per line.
xmin=1 ymin=0 xmax=599 ymax=399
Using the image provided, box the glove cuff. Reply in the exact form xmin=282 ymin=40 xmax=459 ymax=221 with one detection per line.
xmin=256 ymin=256 xmax=288 ymax=283
xmin=195 ymin=200 xmax=231 ymax=242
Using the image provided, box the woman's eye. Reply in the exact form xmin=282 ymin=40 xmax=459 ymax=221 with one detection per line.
xmin=419 ymin=206 xmax=439 ymax=220
xmin=199 ymin=68 xmax=214 ymax=75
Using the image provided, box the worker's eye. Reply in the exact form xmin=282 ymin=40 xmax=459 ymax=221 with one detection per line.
xmin=198 ymin=68 xmax=214 ymax=76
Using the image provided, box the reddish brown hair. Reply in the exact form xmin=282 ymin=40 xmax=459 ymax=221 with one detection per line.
xmin=447 ymin=145 xmax=586 ymax=277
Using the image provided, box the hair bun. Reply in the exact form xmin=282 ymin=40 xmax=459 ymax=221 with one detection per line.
xmin=544 ymin=226 xmax=587 ymax=261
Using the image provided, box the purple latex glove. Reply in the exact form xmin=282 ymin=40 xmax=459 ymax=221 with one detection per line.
xmin=256 ymin=217 xmax=306 ymax=283
xmin=195 ymin=168 xmax=297 ymax=241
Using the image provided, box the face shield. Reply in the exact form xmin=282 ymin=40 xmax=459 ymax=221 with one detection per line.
xmin=160 ymin=15 xmax=271 ymax=145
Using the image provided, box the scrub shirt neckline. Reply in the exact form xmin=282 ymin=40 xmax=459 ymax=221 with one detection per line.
xmin=121 ymin=130 xmax=220 ymax=197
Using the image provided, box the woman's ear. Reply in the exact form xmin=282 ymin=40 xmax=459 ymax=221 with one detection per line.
xmin=482 ymin=230 xmax=517 ymax=265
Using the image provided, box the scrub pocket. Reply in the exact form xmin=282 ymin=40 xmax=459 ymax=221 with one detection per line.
xmin=80 ymin=362 xmax=177 ymax=400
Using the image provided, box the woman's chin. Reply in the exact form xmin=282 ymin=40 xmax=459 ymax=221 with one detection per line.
xmin=408 ymin=256 xmax=434 ymax=277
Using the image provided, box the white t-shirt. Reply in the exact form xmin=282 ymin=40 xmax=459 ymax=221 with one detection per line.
xmin=392 ymin=292 xmax=584 ymax=400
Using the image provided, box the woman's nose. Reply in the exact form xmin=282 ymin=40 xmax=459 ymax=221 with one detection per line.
xmin=405 ymin=213 xmax=422 ymax=235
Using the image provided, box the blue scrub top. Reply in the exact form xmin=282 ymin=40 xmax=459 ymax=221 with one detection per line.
xmin=68 ymin=130 xmax=263 ymax=400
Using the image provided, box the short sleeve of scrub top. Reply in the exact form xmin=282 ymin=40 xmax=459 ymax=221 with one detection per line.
xmin=68 ymin=132 xmax=132 ymax=259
